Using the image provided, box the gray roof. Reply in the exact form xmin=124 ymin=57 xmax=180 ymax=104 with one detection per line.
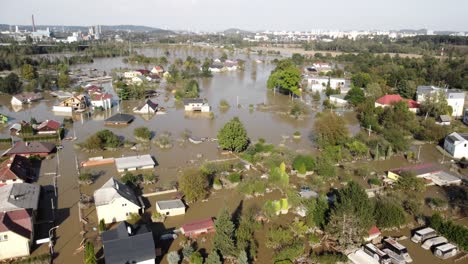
xmin=94 ymin=178 xmax=140 ymax=207
xmin=6 ymin=141 xmax=56 ymax=155
xmin=105 ymin=113 xmax=134 ymax=124
xmin=299 ymin=190 xmax=318 ymax=199
xmin=0 ymin=183 xmax=40 ymax=212
xmin=114 ymin=154 xmax=155 ymax=171
xmin=102 ymin=221 xmax=155 ymax=264
xmin=438 ymin=115 xmax=451 ymax=122
xmin=156 ymin=199 xmax=185 ymax=210
xmin=183 ymin=98 xmax=205 ymax=105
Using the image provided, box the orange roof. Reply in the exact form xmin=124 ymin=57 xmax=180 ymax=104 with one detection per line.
xmin=368 ymin=225 xmax=381 ymax=236
xmin=376 ymin=94 xmax=420 ymax=108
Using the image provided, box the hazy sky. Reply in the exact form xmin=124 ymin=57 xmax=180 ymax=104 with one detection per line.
xmin=1 ymin=0 xmax=467 ymax=31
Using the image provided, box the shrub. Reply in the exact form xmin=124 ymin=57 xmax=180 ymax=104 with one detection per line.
xmin=228 ymin=172 xmax=241 ymax=183
xmin=292 ymin=155 xmax=315 ymax=172
xmin=121 ymin=172 xmax=141 ymax=186
xmin=143 ymin=173 xmax=157 ymax=184
xmin=368 ymin=178 xmax=381 ymax=186
xmin=134 ymin=127 xmax=151 ymax=141
xmin=98 ymin=219 xmax=106 ymax=232
xmin=78 ymin=172 xmax=93 ymax=184
xmin=219 ymin=99 xmax=230 ymax=109
xmin=126 ymin=213 xmax=141 ymax=225
xmin=237 ymin=178 xmax=267 ymax=196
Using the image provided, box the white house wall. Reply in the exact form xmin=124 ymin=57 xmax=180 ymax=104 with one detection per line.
xmin=96 ymin=197 xmax=140 ymax=224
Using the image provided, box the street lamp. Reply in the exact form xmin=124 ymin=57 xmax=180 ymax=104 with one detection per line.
xmin=49 ymin=225 xmax=59 ymax=257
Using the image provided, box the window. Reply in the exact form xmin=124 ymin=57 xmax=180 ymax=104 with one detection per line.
xmin=122 ymin=203 xmax=127 ymax=207
xmin=0 ymin=234 xmax=8 ymax=241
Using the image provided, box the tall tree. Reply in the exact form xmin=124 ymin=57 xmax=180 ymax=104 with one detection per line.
xmin=237 ymin=250 xmax=249 ymax=264
xmin=267 ymin=59 xmax=301 ymax=96
xmin=205 ymin=251 xmax=222 ymax=264
xmin=313 ymin=112 xmax=348 ymax=147
xmin=1 ymin=73 xmax=22 ymax=94
xmin=217 ymin=117 xmax=249 ymax=152
xmin=213 ymin=207 xmax=236 ymax=258
xmin=21 ymin=64 xmax=37 ymax=80
xmin=326 ymin=182 xmax=374 ymax=249
xmin=345 ymin=86 xmax=365 ymax=106
xmin=84 ymin=242 xmax=97 ymax=264
xmin=179 ymin=171 xmax=209 ymax=203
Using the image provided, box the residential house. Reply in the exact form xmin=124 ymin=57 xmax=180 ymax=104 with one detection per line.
xmin=436 ymin=115 xmax=451 ymax=126
xmin=444 ymin=132 xmax=468 ymax=159
xmin=0 ymin=209 xmax=34 ymax=260
xmin=0 ymin=155 xmax=33 ymax=186
xmin=85 ymin=85 xmax=102 ymax=94
xmin=94 ymin=178 xmax=141 ymax=224
xmin=114 ymin=154 xmax=155 ymax=173
xmin=181 ymin=218 xmax=215 ymax=238
xmin=123 ymin=71 xmax=142 ymax=79
xmin=101 ymin=221 xmax=155 ymax=264
xmin=306 ymin=77 xmax=346 ymax=92
xmin=150 ymin=66 xmax=164 ymax=75
xmin=375 ymin=94 xmax=420 ymax=113
xmin=36 ymin=120 xmax=61 ymax=135
xmin=183 ymin=99 xmax=211 ymax=113
xmin=50 ymin=91 xmax=73 ymax=99
xmin=133 ymin=100 xmax=158 ymax=114
xmin=53 ymin=95 xmax=87 ymax=113
xmin=89 ymin=93 xmax=113 ymax=110
xmin=105 ymin=113 xmax=134 ymax=126
xmin=416 ymin=86 xmax=466 ymax=117
xmin=156 ymin=199 xmax=185 ymax=216
xmin=0 ymin=114 xmax=8 ymax=124
xmin=4 ymin=142 xmax=56 ymax=157
xmin=224 ymin=61 xmax=238 ymax=71
xmin=463 ymin=109 xmax=468 ymax=125
xmin=10 ymin=93 xmax=43 ymax=106
xmin=0 ymin=183 xmax=40 ymax=213
xmin=312 ymin=62 xmax=332 ymax=70
xmin=208 ymin=64 xmax=224 ymax=73
xmin=387 ymin=163 xmax=461 ymax=186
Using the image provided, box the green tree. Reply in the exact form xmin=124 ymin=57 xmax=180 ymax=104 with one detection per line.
xmin=291 ymin=53 xmax=305 ymax=66
xmin=217 ymin=117 xmax=249 ymax=152
xmin=134 ymin=127 xmax=151 ymax=141
xmin=84 ymin=242 xmax=97 ymax=264
xmin=419 ymin=91 xmax=452 ymax=117
xmin=179 ymin=171 xmax=208 ymax=203
xmin=267 ymin=59 xmax=301 ymax=96
xmin=326 ymin=182 xmax=374 ymax=249
xmin=315 ymin=156 xmax=336 ymax=178
xmin=57 ymin=72 xmax=70 ymax=89
xmin=345 ymin=86 xmax=365 ymax=105
xmin=1 ymin=73 xmax=22 ymax=94
xmin=190 ymin=251 xmax=203 ymax=264
xmin=351 ymin=72 xmax=371 ymax=88
xmin=313 ymin=112 xmax=348 ymax=147
xmin=21 ymin=64 xmax=37 ymax=80
xmin=201 ymin=59 xmax=213 ymax=77
xmin=366 ymin=82 xmax=383 ymax=99
xmin=374 ymin=200 xmax=406 ymax=228
xmin=205 ymin=251 xmax=222 ymax=264
xmin=237 ymin=250 xmax=249 ymax=264
xmin=213 ymin=207 xmax=236 ymax=257
xmin=396 ymin=171 xmax=426 ymax=193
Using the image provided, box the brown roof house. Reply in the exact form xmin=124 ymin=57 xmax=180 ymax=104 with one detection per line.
xmin=53 ymin=95 xmax=88 ymax=113
xmin=4 ymin=142 xmax=56 ymax=157
xmin=0 ymin=155 xmax=34 ymax=186
xmin=0 ymin=183 xmax=40 ymax=260
xmin=36 ymin=120 xmax=61 ymax=135
xmin=10 ymin=93 xmax=43 ymax=106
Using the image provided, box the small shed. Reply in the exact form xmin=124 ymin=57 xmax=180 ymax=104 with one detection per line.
xmin=105 ymin=113 xmax=135 ymax=125
xmin=156 ymin=199 xmax=186 ymax=216
xmin=436 ymin=115 xmax=451 ymax=126
xmin=114 ymin=154 xmax=155 ymax=172
xmin=365 ymin=225 xmax=381 ymax=242
xmin=181 ymin=218 xmax=215 ymax=238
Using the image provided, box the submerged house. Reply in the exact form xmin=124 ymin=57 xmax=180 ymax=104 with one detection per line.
xmin=11 ymin=93 xmax=43 ymax=106
xmin=114 ymin=154 xmax=155 ymax=173
xmin=94 ymin=178 xmax=142 ymax=224
xmin=105 ymin=113 xmax=134 ymax=126
xmin=0 ymin=155 xmax=33 ymax=186
xmin=89 ymin=93 xmax=113 ymax=110
xmin=183 ymin=99 xmax=210 ymax=113
xmin=387 ymin=163 xmax=461 ymax=186
xmin=53 ymin=95 xmax=88 ymax=113
xmin=133 ymin=100 xmax=158 ymax=114
xmin=101 ymin=221 xmax=156 ymax=264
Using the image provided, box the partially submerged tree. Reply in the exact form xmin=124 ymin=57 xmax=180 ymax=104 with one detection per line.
xmin=217 ymin=117 xmax=249 ymax=152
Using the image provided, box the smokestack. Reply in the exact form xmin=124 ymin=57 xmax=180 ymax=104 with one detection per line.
xmin=32 ymin=14 xmax=36 ymax=32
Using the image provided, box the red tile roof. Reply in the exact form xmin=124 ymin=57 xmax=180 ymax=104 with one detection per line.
xmin=0 ymin=155 xmax=33 ymax=182
xmin=37 ymin=120 xmax=61 ymax=131
xmin=91 ymin=93 xmax=112 ymax=101
xmin=376 ymin=94 xmax=420 ymax=108
xmin=0 ymin=209 xmax=32 ymax=238
xmin=368 ymin=225 xmax=381 ymax=236
xmin=182 ymin=218 xmax=214 ymax=234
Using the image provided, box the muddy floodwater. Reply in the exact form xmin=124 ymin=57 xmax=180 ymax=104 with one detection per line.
xmin=0 ymin=47 xmax=463 ymax=264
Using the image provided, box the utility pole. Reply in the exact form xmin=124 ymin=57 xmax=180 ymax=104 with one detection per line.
xmin=417 ymin=145 xmax=422 ymax=161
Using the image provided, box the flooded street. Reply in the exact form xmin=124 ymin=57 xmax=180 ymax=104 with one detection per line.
xmin=0 ymin=47 xmax=464 ymax=264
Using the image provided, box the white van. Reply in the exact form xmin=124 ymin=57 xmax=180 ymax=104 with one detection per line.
xmin=434 ymin=243 xmax=457 ymax=259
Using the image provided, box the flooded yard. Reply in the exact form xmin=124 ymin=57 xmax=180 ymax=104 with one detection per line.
xmin=0 ymin=46 xmax=465 ymax=264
